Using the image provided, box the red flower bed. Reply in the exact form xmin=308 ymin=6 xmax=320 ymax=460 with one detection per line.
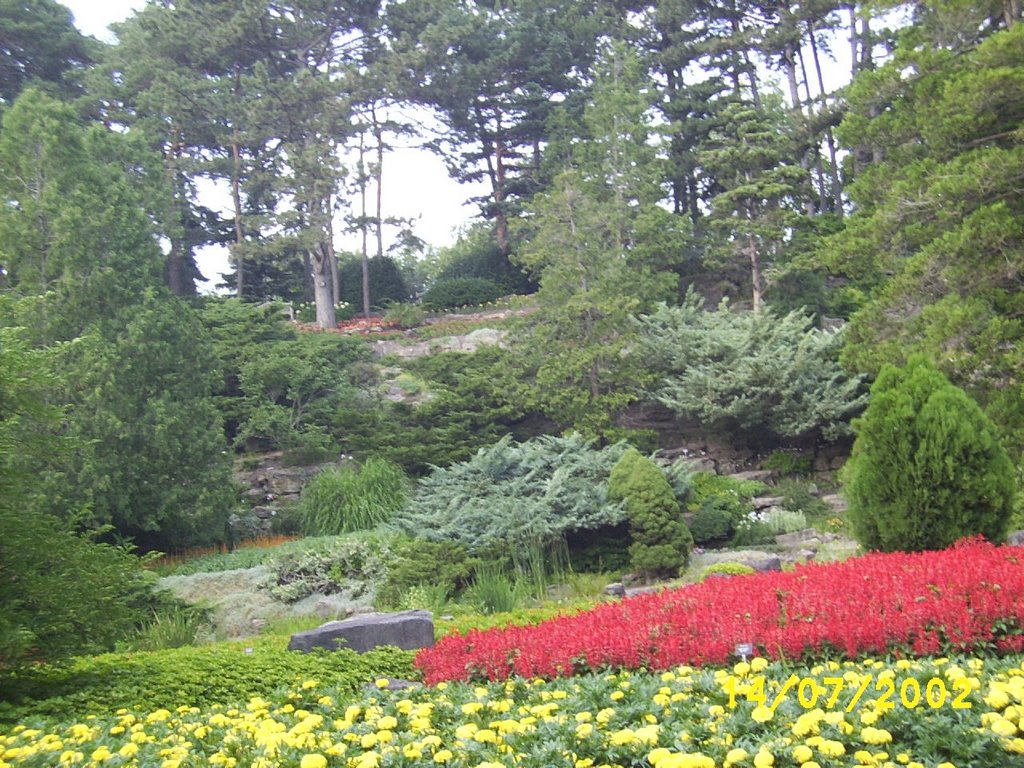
xmin=415 ymin=539 xmax=1024 ymax=684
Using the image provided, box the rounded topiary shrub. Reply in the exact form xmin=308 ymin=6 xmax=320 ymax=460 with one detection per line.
xmin=608 ymin=449 xmax=693 ymax=579
xmin=689 ymin=499 xmax=735 ymax=546
xmin=421 ymin=277 xmax=505 ymax=310
xmin=842 ymin=356 xmax=1017 ymax=552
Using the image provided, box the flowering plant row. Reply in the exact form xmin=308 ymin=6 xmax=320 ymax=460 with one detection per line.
xmin=2 ymin=655 xmax=1023 ymax=768
xmin=416 ymin=539 xmax=1024 ymax=684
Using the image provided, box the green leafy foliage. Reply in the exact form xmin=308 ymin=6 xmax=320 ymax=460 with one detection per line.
xmin=422 ymin=277 xmax=506 ymax=310
xmin=299 ymin=459 xmax=408 ymax=536
xmin=842 ymin=357 xmax=1017 ymax=552
xmin=0 ymin=640 xmax=414 ymax=724
xmin=395 ymin=435 xmax=629 ymax=563
xmin=338 ymin=256 xmax=411 ymax=309
xmin=264 ymin=536 xmax=390 ymax=603
xmin=638 ymin=292 xmax=867 ymax=442
xmin=432 ymin=223 xmax=535 ymax=295
xmin=43 ymin=294 xmax=234 ymax=551
xmin=608 ymin=449 xmax=693 ymax=578
xmin=689 ymin=502 xmax=735 ymax=547
xmin=700 ymin=562 xmax=755 ymax=580
xmin=337 ymin=347 xmax=530 ymax=475
xmin=823 ymin=24 xmax=1024 ymax=458
xmin=382 ymin=302 xmax=426 ymax=329
xmin=0 ymin=329 xmax=154 ymax=666
xmin=377 ymin=539 xmax=480 ymax=609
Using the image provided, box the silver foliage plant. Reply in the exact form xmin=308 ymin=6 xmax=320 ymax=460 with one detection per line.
xmin=392 ymin=434 xmax=630 ymax=556
xmin=636 ymin=292 xmax=868 ymax=442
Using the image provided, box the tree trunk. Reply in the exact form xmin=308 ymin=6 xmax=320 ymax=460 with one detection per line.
xmin=494 ymin=136 xmax=510 ymax=255
xmin=165 ymin=241 xmax=195 ymax=297
xmin=311 ymin=245 xmax=336 ymax=330
xmin=326 ymin=196 xmax=340 ymax=311
xmin=358 ymin=134 xmax=371 ymax=318
xmin=372 ymin=103 xmax=385 ymax=261
xmin=230 ymin=134 xmax=245 ymax=298
xmin=748 ymin=234 xmax=763 ymax=314
xmin=809 ymin=25 xmax=844 ymax=214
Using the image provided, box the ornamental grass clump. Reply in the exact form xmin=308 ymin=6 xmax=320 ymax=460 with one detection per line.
xmin=299 ymin=458 xmax=407 ymax=536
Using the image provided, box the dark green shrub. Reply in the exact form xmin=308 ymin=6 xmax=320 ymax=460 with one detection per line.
xmin=842 ymin=356 xmax=1017 ymax=552
xmin=435 ymin=223 xmax=535 ymax=294
xmin=0 ymin=640 xmax=414 ymax=724
xmin=566 ymin=523 xmax=631 ymax=573
xmin=762 ymin=450 xmax=813 ymax=478
xmin=382 ymin=302 xmax=426 ymax=329
xmin=422 ymin=277 xmax=506 ymax=310
xmin=775 ymin=479 xmax=832 ymax=520
xmin=689 ymin=499 xmax=736 ymax=546
xmin=338 ymin=256 xmax=410 ymax=309
xmin=299 ymin=458 xmax=408 ymax=536
xmin=608 ymin=449 xmax=693 ymax=578
xmin=377 ymin=539 xmax=480 ymax=608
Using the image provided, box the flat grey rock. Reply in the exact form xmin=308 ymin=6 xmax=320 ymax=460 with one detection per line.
xmin=288 ymin=609 xmax=434 ymax=654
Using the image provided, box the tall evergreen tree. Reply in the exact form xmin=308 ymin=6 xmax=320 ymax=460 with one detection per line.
xmin=514 ymin=43 xmax=685 ymax=437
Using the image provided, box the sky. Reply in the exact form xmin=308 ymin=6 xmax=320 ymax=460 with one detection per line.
xmin=61 ymin=0 xmax=484 ymax=292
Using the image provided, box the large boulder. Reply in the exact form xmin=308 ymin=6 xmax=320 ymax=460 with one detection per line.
xmin=288 ymin=609 xmax=435 ymax=654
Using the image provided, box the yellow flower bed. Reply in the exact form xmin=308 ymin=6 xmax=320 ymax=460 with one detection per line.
xmin=2 ymin=656 xmax=1023 ymax=767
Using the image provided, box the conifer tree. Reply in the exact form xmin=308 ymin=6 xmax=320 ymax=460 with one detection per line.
xmin=842 ymin=357 xmax=1016 ymax=553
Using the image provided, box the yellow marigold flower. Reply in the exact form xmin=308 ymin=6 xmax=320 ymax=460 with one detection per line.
xmin=403 ymin=744 xmax=424 ymax=760
xmin=724 ymin=747 xmax=749 ymax=766
xmin=861 ymin=727 xmax=893 ymax=745
xmin=375 ymin=678 xmax=390 ymax=688
xmin=751 ymin=657 xmax=769 ymax=673
xmin=734 ymin=662 xmax=751 ymax=677
xmin=991 ymin=718 xmax=1017 ymax=738
xmin=299 ymin=755 xmax=328 ymax=768
xmin=1004 ymin=738 xmax=1024 ymax=754
xmin=360 ymin=733 xmax=378 ymax=749
xmin=118 ymin=744 xmax=138 ymax=758
xmin=895 ymin=753 xmax=910 ymax=764
xmin=576 ymin=759 xmax=595 ymax=768
xmin=161 ymin=760 xmax=182 ymax=768
xmin=853 ymin=749 xmax=873 ymax=763
xmin=818 ymin=740 xmax=846 ymax=758
xmin=473 ymin=729 xmax=498 ymax=744
xmin=455 ymin=723 xmax=479 ymax=740
xmin=753 ymin=750 xmax=774 ymax=767
xmin=792 ymin=745 xmax=813 ymax=763
xmin=576 ymin=723 xmax=595 ymax=739
xmin=610 ymin=691 xmax=625 ymax=701
xmin=59 ymin=751 xmax=84 ymax=765
xmin=936 ymin=764 xmax=956 ymax=768
xmin=986 ymin=688 xmax=1012 ymax=710
xmin=648 ymin=747 xmax=673 ymax=766
xmin=596 ymin=707 xmax=616 ymax=724
xmin=708 ymin=705 xmax=726 ymax=717
xmin=462 ymin=702 xmax=484 ymax=716
xmin=860 ymin=710 xmax=879 ymax=726
xmin=377 ymin=716 xmax=398 ymax=730
xmin=610 ymin=729 xmax=639 ymax=746
xmin=301 ymin=679 xmax=319 ymax=690
xmin=355 ymin=752 xmax=380 ymax=768
xmin=576 ymin=712 xmax=593 ymax=722
xmin=751 ymin=706 xmax=774 ymax=723
xmin=801 ymin=763 xmax=822 ymax=768
xmin=635 ymin=724 xmax=659 ymax=744
xmin=318 ymin=696 xmax=334 ymax=707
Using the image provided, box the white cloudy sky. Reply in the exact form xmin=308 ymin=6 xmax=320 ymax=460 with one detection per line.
xmin=61 ymin=0 xmax=481 ymax=290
